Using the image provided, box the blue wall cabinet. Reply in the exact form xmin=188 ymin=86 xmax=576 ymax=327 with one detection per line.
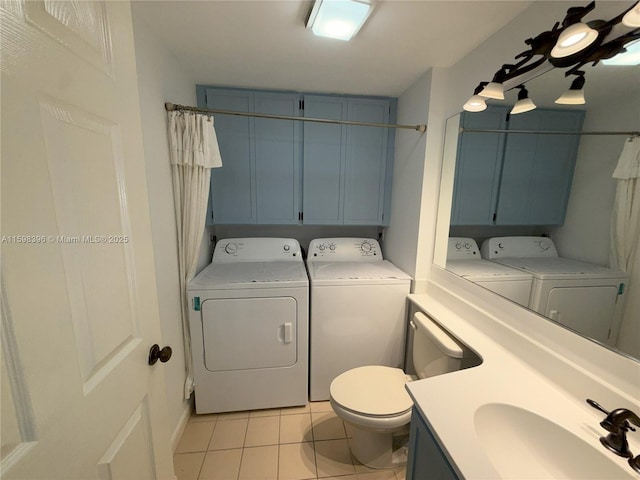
xmin=451 ymin=106 xmax=508 ymax=226
xmin=496 ymin=109 xmax=584 ymax=225
xmin=450 ymin=107 xmax=584 ymax=226
xmin=406 ymin=408 xmax=460 ymax=480
xmin=201 ymin=88 xmax=301 ymax=224
xmin=303 ymin=96 xmax=392 ymax=225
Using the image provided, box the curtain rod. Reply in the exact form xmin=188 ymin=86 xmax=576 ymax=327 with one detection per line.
xmin=165 ymin=102 xmax=427 ymax=133
xmin=460 ymin=128 xmax=640 ymax=137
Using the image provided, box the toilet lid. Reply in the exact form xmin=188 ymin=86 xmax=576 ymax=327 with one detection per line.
xmin=330 ymin=366 xmax=413 ymax=416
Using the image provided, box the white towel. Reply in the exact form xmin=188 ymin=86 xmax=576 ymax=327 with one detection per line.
xmin=612 ymin=135 xmax=640 ymax=180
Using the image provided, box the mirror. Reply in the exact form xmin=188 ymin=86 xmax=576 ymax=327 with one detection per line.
xmin=437 ymin=61 xmax=640 ymax=361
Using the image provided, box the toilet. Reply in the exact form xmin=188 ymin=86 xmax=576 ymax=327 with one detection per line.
xmin=329 ymin=312 xmax=464 ymax=469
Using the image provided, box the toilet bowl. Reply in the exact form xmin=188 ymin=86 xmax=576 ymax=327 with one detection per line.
xmin=329 ymin=313 xmax=464 ymax=469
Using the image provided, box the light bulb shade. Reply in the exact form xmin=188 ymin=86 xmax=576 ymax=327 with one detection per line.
xmin=463 ymin=95 xmax=487 ymax=112
xmin=555 ymin=89 xmax=585 ymax=105
xmin=511 ymin=98 xmax=536 ymax=114
xmin=623 ymin=2 xmax=640 ymax=27
xmin=551 ymin=23 xmax=599 ymax=58
xmin=306 ymin=0 xmax=372 ymax=41
xmin=479 ymin=82 xmax=505 ymax=100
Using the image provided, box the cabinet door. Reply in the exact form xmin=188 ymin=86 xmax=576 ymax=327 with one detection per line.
xmin=254 ymin=93 xmax=302 ymax=224
xmin=206 ymin=89 xmax=255 ymax=223
xmin=407 ymin=409 xmax=460 ymax=480
xmin=450 ymin=106 xmax=508 ymax=225
xmin=497 ymin=109 xmax=584 ymax=225
xmin=344 ymin=98 xmax=390 ymax=224
xmin=303 ymin=96 xmax=347 ymax=224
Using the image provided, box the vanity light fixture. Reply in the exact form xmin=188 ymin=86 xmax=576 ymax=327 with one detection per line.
xmin=463 ymin=83 xmax=489 ymax=112
xmin=464 ymin=1 xmax=640 ymax=113
xmin=306 ymin=0 xmax=373 ymax=41
xmin=555 ymin=72 xmax=586 ymax=105
xmin=510 ymin=86 xmax=537 ymax=114
xmin=623 ymin=1 xmax=640 ymax=27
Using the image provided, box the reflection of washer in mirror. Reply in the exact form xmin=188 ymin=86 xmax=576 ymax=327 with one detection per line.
xmin=446 ymin=237 xmax=533 ymax=307
xmin=481 ymin=236 xmax=629 ymax=347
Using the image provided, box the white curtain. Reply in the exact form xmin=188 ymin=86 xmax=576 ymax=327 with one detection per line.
xmin=610 ymin=135 xmax=640 ymax=273
xmin=168 ymin=111 xmax=222 ymax=399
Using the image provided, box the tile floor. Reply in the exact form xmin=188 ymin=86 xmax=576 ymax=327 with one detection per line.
xmin=174 ymin=401 xmax=406 ymax=480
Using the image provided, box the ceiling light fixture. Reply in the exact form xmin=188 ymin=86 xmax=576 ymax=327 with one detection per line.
xmin=555 ymin=73 xmax=586 ymax=105
xmin=511 ymin=86 xmax=537 ymax=114
xmin=623 ymin=1 xmax=640 ymax=27
xmin=306 ymin=0 xmax=373 ymax=41
xmin=464 ymin=1 xmax=640 ymax=113
xmin=463 ymin=83 xmax=489 ymax=112
xmin=602 ymin=37 xmax=640 ymax=65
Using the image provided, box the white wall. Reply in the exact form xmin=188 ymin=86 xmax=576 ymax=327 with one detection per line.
xmin=384 ymin=70 xmax=431 ymax=288
xmin=131 ymin=10 xmax=198 ymax=448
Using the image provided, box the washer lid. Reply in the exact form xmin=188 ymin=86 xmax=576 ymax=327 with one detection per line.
xmin=446 ymin=260 xmax=533 ymax=281
xmin=308 ymin=260 xmax=411 ymax=284
xmin=330 ymin=366 xmax=413 ymax=417
xmin=492 ymin=257 xmax=628 ymax=281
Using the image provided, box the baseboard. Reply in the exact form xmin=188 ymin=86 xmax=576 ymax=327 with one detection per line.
xmin=171 ymin=400 xmax=192 ymax=453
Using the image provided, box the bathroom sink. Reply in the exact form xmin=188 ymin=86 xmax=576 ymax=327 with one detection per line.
xmin=474 ymin=403 xmax=634 ymax=479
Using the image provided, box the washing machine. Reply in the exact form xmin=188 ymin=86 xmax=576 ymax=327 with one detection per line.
xmin=481 ymin=236 xmax=629 ymax=345
xmin=446 ymin=237 xmax=533 ymax=307
xmin=307 ymin=238 xmax=411 ymax=401
xmin=187 ymin=238 xmax=308 ymax=413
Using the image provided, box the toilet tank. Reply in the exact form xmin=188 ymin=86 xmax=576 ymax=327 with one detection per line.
xmin=412 ymin=312 xmax=463 ymax=379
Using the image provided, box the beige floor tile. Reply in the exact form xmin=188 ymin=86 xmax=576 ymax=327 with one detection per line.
xmin=239 ymin=445 xmax=279 ymax=480
xmin=314 ymin=439 xmax=356 ymax=478
xmin=280 ymin=414 xmax=313 ymax=444
xmin=176 ymin=422 xmax=216 ymax=453
xmin=321 ymin=477 xmax=357 ymax=480
xmin=393 ymin=468 xmax=406 ymax=480
xmin=312 ymin=412 xmax=346 ymax=441
xmin=209 ymin=418 xmax=248 ymax=450
xmin=281 ymin=404 xmax=311 ymax=415
xmin=198 ymin=449 xmax=243 ymax=480
xmin=173 ymin=452 xmax=205 ymax=480
xmin=278 ymin=442 xmax=317 ymax=480
xmin=190 ymin=413 xmax=219 ymax=423
xmin=309 ymin=401 xmax=333 ymax=413
xmin=245 ymin=416 xmax=281 ymax=447
xmin=250 ymin=408 xmax=281 ymax=418
xmin=356 ymin=470 xmax=397 ymax=480
xmin=217 ymin=411 xmax=251 ymax=420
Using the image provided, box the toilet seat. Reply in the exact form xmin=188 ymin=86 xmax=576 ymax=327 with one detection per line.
xmin=330 ymin=365 xmax=413 ymax=417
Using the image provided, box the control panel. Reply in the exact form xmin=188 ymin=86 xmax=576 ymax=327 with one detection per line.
xmin=446 ymin=237 xmax=480 ymax=260
xmin=212 ymin=238 xmax=302 ymax=262
xmin=307 ymin=238 xmax=382 ymax=261
xmin=480 ymin=236 xmax=558 ymax=259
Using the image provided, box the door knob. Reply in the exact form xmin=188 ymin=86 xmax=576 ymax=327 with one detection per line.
xmin=148 ymin=344 xmax=172 ymax=365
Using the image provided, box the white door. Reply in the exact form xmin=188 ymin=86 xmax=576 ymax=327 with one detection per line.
xmin=1 ymin=1 xmax=174 ymax=478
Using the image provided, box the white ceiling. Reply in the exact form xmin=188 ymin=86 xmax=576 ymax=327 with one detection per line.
xmin=131 ymin=0 xmax=533 ymax=96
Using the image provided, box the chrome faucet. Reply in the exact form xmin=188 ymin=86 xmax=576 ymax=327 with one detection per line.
xmin=587 ymin=399 xmax=640 ymax=474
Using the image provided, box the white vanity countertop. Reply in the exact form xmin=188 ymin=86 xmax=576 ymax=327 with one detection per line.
xmin=405 ymin=291 xmax=640 ymax=479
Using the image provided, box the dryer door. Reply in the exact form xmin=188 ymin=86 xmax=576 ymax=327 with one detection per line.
xmin=201 ymin=297 xmax=297 ymax=371
xmin=545 ymin=286 xmax=618 ymax=343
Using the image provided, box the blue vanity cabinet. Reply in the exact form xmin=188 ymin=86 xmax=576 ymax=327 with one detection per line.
xmin=450 ymin=106 xmax=508 ymax=226
xmin=203 ymin=88 xmax=302 ymax=224
xmin=496 ymin=109 xmax=585 ymax=226
xmin=407 ymin=408 xmax=460 ymax=480
xmin=303 ymin=95 xmax=392 ymax=225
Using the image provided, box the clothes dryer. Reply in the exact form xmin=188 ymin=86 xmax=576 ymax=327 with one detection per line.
xmin=481 ymin=236 xmax=628 ymax=345
xmin=446 ymin=237 xmax=533 ymax=307
xmin=187 ymin=238 xmax=308 ymax=413
xmin=307 ymin=238 xmax=411 ymax=401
